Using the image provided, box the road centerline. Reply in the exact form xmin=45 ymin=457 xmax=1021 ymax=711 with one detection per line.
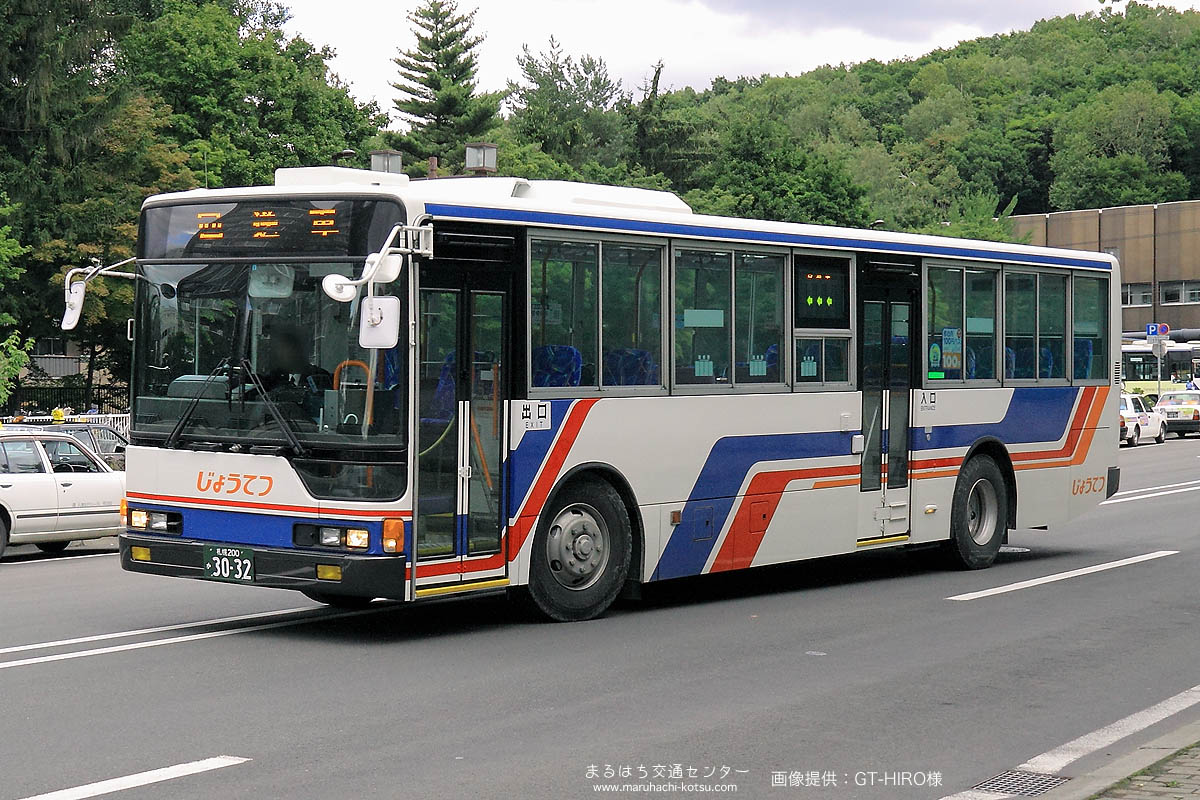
xmin=946 ymin=551 xmax=1179 ymax=601
xmin=16 ymin=755 xmax=250 ymax=800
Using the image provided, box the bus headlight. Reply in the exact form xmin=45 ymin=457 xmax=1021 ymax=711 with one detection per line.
xmin=318 ymin=527 xmax=342 ymax=547
xmin=129 ymin=509 xmax=149 ymax=529
xmin=149 ymin=512 xmax=169 ymax=532
xmin=345 ymin=528 xmax=369 ymax=549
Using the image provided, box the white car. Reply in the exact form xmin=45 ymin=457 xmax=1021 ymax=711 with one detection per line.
xmin=1119 ymin=393 xmax=1165 ymax=446
xmin=0 ymin=430 xmax=125 ymax=558
xmin=1154 ymin=390 xmax=1200 ymax=438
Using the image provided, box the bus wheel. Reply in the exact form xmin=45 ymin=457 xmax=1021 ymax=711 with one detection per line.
xmin=528 ymin=478 xmax=631 ymax=622
xmin=301 ymin=590 xmax=374 ymax=609
xmin=944 ymin=455 xmax=1008 ymax=570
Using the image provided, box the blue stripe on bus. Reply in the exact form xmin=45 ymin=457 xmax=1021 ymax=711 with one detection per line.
xmin=424 ymin=203 xmax=1112 ymax=270
xmin=651 ymin=431 xmax=854 ymax=581
xmin=128 ymin=503 xmax=388 ymax=554
xmin=505 ymin=399 xmax=574 ymax=519
xmin=651 ymin=386 xmax=1084 ymax=581
xmin=910 ymin=386 xmax=1081 ymax=451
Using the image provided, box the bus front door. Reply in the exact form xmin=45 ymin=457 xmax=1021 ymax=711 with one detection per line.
xmin=857 ymin=280 xmax=916 ymax=545
xmin=414 ymin=280 xmax=508 ymax=592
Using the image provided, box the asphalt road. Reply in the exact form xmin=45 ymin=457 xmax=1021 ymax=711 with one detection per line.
xmin=1 ymin=437 xmax=1198 ymax=800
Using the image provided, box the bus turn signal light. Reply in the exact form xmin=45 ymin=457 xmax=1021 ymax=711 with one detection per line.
xmin=382 ymin=519 xmax=405 ymax=554
xmin=120 ymin=497 xmax=128 ymax=526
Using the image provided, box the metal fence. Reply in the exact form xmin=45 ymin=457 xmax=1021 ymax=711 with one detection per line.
xmin=1 ymin=385 xmax=128 ymax=417
xmin=0 ymin=413 xmax=130 ymax=436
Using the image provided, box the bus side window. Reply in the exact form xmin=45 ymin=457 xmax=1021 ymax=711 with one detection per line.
xmin=530 ymin=239 xmax=598 ymax=389
xmin=1072 ymin=275 xmax=1108 ymax=381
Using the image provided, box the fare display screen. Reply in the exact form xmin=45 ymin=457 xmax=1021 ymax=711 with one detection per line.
xmin=140 ymin=198 xmax=404 ymax=259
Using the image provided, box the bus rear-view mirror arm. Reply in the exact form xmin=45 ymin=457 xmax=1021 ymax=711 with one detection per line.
xmin=61 ymin=256 xmax=139 ymax=331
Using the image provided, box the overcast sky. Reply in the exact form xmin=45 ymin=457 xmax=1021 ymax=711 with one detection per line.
xmin=283 ymin=1 xmax=1200 ymax=125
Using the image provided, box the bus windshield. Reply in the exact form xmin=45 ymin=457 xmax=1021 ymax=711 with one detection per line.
xmin=132 ymin=260 xmax=407 ymax=457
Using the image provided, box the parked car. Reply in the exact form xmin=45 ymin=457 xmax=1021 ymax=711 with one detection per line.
xmin=1119 ymin=393 xmax=1165 ymax=446
xmin=1154 ymin=391 xmax=1200 ymax=438
xmin=0 ymin=430 xmax=125 ymax=558
xmin=1 ymin=422 xmax=127 ymax=469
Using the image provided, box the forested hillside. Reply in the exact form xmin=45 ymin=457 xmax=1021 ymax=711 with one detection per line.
xmin=1 ymin=0 xmax=1197 ymax=391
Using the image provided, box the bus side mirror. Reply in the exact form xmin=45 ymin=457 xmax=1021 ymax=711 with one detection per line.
xmin=61 ymin=281 xmax=86 ymax=331
xmin=359 ymin=296 xmax=401 ymax=349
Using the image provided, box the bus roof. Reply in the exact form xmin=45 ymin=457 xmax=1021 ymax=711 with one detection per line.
xmin=142 ymin=167 xmax=1118 ymax=272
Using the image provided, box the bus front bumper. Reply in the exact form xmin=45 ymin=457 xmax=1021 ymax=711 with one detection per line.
xmin=119 ymin=534 xmax=408 ymax=600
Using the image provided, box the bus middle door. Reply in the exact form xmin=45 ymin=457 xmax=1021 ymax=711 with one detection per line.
xmin=857 ymin=267 xmax=917 ymax=546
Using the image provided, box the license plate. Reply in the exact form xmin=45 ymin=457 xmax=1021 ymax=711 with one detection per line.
xmin=203 ymin=545 xmax=254 ymax=583
xmin=1167 ymin=411 xmax=1179 ymax=418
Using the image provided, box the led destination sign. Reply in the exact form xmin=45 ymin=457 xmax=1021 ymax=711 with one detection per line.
xmin=140 ymin=198 xmax=404 ymax=259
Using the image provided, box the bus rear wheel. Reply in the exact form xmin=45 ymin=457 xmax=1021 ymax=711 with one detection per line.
xmin=944 ymin=455 xmax=1009 ymax=570
xmin=527 ymin=478 xmax=631 ymax=622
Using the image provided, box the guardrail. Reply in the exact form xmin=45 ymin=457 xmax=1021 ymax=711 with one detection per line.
xmin=1 ymin=413 xmax=130 ymax=437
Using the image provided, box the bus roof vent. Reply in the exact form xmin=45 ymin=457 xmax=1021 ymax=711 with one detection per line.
xmin=274 ymin=166 xmax=410 ymax=188
xmin=512 ymin=180 xmax=692 ymax=214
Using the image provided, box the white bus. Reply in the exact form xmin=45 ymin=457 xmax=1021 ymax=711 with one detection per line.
xmin=62 ymin=165 xmax=1120 ymax=621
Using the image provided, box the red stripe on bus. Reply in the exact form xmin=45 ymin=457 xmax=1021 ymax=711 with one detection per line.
xmin=508 ymin=398 xmax=600 ymax=559
xmin=125 ymin=491 xmax=411 ymax=519
xmin=710 ymin=464 xmax=861 ymax=573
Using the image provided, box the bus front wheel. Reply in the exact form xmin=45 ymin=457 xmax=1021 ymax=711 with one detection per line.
xmin=944 ymin=455 xmax=1008 ymax=570
xmin=527 ymin=478 xmax=631 ymax=622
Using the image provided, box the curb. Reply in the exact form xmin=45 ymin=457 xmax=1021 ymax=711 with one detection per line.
xmin=1036 ymin=719 xmax=1200 ymax=800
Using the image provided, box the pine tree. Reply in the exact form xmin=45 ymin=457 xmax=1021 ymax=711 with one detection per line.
xmin=391 ymin=0 xmax=500 ymax=171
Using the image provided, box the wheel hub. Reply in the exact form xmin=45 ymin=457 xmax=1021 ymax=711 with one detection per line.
xmin=967 ymin=478 xmax=999 ymax=546
xmin=546 ymin=503 xmax=610 ymax=591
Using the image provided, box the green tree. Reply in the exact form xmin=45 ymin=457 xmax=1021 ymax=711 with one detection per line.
xmin=391 ymin=0 xmax=500 ymax=171
xmin=0 ymin=200 xmax=32 ymax=404
xmin=1049 ymin=81 xmax=1188 ymax=208
xmin=684 ymin=118 xmax=869 ymax=226
xmin=507 ymin=38 xmax=627 ymax=168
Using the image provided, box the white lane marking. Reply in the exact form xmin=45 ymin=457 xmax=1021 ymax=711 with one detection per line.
xmin=1019 ymin=683 xmax=1200 ymax=773
xmin=0 ymin=605 xmax=389 ymax=671
xmin=1111 ymin=478 xmax=1200 ymax=497
xmin=0 ymin=606 xmax=314 ymax=656
xmin=1102 ymin=484 xmax=1200 ymax=505
xmin=940 ymin=684 xmax=1200 ymax=798
xmin=946 ymin=551 xmax=1179 ymax=601
xmin=17 ymin=755 xmax=250 ymax=800
xmin=1 ymin=553 xmax=117 ymax=565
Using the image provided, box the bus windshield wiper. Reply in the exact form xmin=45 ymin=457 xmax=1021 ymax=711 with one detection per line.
xmin=164 ymin=357 xmax=230 ymax=449
xmin=240 ymin=359 xmax=308 ymax=458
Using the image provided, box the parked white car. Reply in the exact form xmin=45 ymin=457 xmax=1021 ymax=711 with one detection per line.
xmin=0 ymin=430 xmax=125 ymax=558
xmin=1119 ymin=393 xmax=1166 ymax=446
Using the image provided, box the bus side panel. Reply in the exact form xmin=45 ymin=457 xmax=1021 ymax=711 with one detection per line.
xmin=505 ymin=393 xmax=862 ymax=584
xmin=908 ymin=387 xmax=1017 ymax=544
xmin=1068 ymin=384 xmax=1117 ymax=520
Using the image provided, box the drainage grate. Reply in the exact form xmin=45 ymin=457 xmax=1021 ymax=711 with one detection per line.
xmin=972 ymin=770 xmax=1069 ymax=797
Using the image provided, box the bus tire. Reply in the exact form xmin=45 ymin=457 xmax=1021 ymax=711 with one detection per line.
xmin=528 ymin=478 xmax=631 ymax=622
xmin=944 ymin=455 xmax=1008 ymax=570
xmin=301 ymin=589 xmax=373 ymax=609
